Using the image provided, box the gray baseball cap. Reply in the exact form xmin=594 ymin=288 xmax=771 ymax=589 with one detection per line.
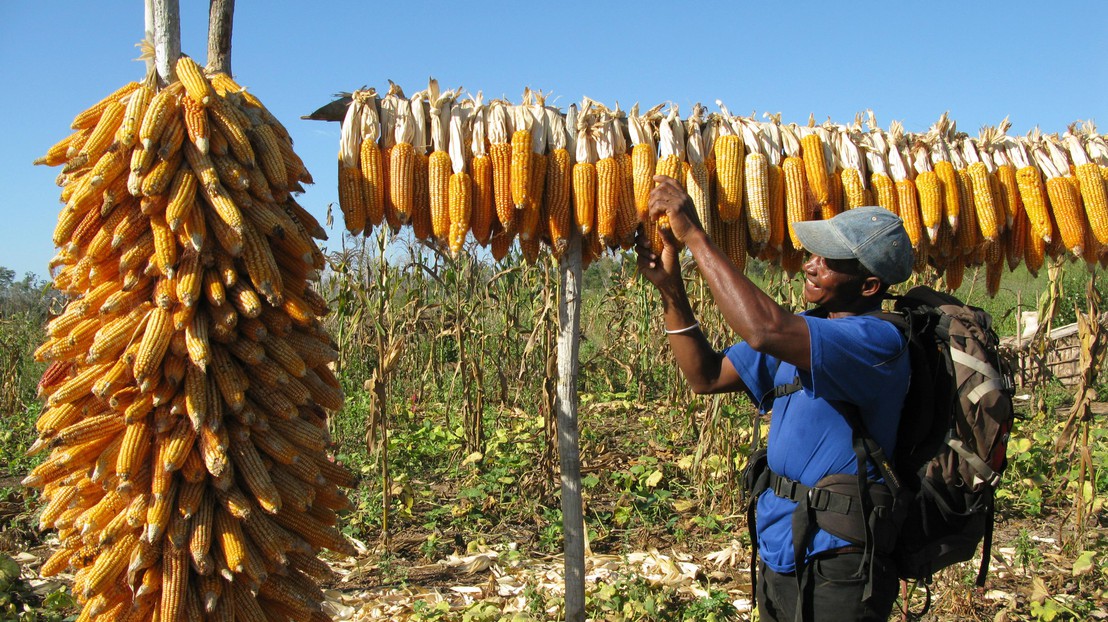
xmin=792 ymin=206 xmax=914 ymax=285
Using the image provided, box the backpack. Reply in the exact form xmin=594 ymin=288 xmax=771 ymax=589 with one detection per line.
xmin=877 ymin=285 xmax=1015 ymax=588
xmin=743 ymin=285 xmax=1016 ymax=615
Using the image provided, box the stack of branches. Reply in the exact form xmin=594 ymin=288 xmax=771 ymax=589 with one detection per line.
xmin=336 ymin=81 xmax=1108 ymax=296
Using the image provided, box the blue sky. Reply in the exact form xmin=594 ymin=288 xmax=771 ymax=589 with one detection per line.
xmin=1 ymin=1 xmax=1106 ymax=281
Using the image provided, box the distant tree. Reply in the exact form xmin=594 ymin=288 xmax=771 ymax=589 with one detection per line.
xmin=0 ymin=267 xmax=57 ymax=320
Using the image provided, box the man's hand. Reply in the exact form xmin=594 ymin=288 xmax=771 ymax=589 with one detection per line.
xmin=648 ymin=175 xmax=704 ymax=244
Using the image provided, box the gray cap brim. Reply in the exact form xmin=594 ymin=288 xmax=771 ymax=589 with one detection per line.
xmin=792 ymin=219 xmax=857 ymax=261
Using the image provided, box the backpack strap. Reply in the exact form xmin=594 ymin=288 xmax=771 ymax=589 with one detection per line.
xmin=949 ymin=348 xmax=1009 ymax=404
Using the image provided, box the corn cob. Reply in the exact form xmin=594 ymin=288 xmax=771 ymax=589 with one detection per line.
xmin=738 ymin=119 xmax=771 ymax=248
xmin=654 ymin=106 xmax=685 ymax=230
xmin=800 ymin=124 xmax=832 ymax=218
xmin=629 ymin=104 xmax=661 ymax=226
xmin=1034 ymin=136 xmax=1085 ymax=255
xmin=544 ymin=109 xmax=572 ymax=257
xmin=510 ymin=101 xmax=533 ymax=210
xmin=963 ymin=137 xmax=1000 ymax=241
xmin=684 ymin=106 xmax=713 ymax=241
xmin=837 ymin=124 xmax=870 ymax=209
xmin=596 ymin=115 xmax=622 ymax=247
xmin=930 ymin=124 xmax=961 ymax=232
xmin=1064 ymin=131 xmax=1108 ymax=245
xmin=712 ymin=103 xmax=744 ymax=223
xmin=358 ymin=95 xmax=386 ymax=227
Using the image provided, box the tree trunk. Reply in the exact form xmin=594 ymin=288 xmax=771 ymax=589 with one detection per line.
xmin=152 ymin=0 xmax=181 ymax=85
xmin=207 ymin=0 xmax=234 ymax=74
xmin=555 ymin=232 xmax=585 ymax=622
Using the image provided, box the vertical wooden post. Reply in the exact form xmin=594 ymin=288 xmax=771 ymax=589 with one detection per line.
xmin=152 ymin=0 xmax=181 ymax=84
xmin=555 ymin=231 xmax=585 ymax=622
xmin=143 ymin=0 xmax=155 ymax=75
xmin=207 ymin=0 xmax=235 ymax=74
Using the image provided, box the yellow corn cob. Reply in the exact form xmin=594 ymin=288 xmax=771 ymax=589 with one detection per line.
xmin=654 ymin=154 xmax=683 ymax=230
xmin=870 ymin=172 xmax=899 ymax=216
xmin=35 ymin=131 xmax=82 ymax=167
xmin=800 ymin=133 xmax=830 ymax=214
xmin=596 ymin=157 xmax=620 ymax=246
xmin=408 ymin=151 xmax=433 ymax=240
xmin=71 ymin=81 xmax=140 ymax=130
xmin=88 ymin=148 xmax=127 ymax=190
xmin=79 ymin=101 xmax=126 ymax=166
xmin=389 ymin=141 xmax=416 ymax=224
xmin=230 ymin=437 xmax=282 ymax=514
xmin=157 ymin=110 xmax=187 ymax=160
xmin=767 ymin=163 xmax=786 ymax=252
xmin=781 ymin=156 xmax=810 ymax=249
xmin=995 ymin=163 xmax=1021 ymax=229
xmin=212 ymin=152 xmax=250 ymax=192
xmin=116 ymin=84 xmax=154 ymax=150
xmin=615 ymin=152 xmax=638 ymax=247
xmin=966 ymin=162 xmax=999 ymax=241
xmin=825 ymin=166 xmax=844 ymax=220
xmin=1074 ymin=162 xmax=1108 ymax=244
xmin=1019 ymin=216 xmax=1045 ymax=273
xmin=81 ymin=531 xmax=137 ymax=600
xmin=360 ymin=139 xmax=385 ymax=226
xmin=428 ymin=150 xmax=452 ymax=241
xmin=841 ymin=168 xmax=868 ymax=209
xmin=447 ymin=172 xmax=472 ymax=255
xmin=180 ymin=94 xmax=210 ymax=155
xmin=933 ymin=160 xmax=961 ymax=231
xmin=272 ymin=505 xmax=356 ymax=556
xmin=521 ymin=152 xmax=547 ymax=243
xmin=686 ymin=157 xmax=712 ymax=238
xmin=139 ymin=84 xmax=182 ymax=152
xmin=165 ymin=167 xmax=197 ymax=231
xmin=632 ymin=143 xmax=655 ymax=223
xmin=489 ymin=142 xmax=514 ymax=228
xmin=208 ymin=95 xmax=255 ymax=170
xmin=176 ymin=55 xmax=214 ymax=106
xmin=1016 ymin=165 xmax=1052 ymax=244
xmin=161 ymin=416 xmax=198 ymax=473
xmin=715 ymin=134 xmax=744 ymax=222
xmin=719 ymin=219 xmax=747 ymax=273
xmin=915 ymin=170 xmax=944 ymax=241
xmin=132 ymin=306 xmax=173 ymax=390
xmin=510 ymin=129 xmax=532 ymax=209
xmin=953 ymin=168 xmax=980 ymax=256
xmin=743 ymin=152 xmax=770 ymax=246
xmin=1045 ymin=176 xmax=1086 ymax=255
xmin=467 ymin=153 xmax=495 ymax=246
xmin=893 ymin=179 xmax=924 ymax=256
xmin=337 ymin=163 xmax=367 ymax=235
xmin=573 ymin=161 xmax=597 ymax=236
xmin=1004 ymin=206 xmax=1028 ymax=271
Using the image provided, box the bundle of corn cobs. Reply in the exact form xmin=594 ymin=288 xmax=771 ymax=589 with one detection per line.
xmin=337 ymin=81 xmax=1108 ymax=295
xmin=28 ymin=55 xmax=355 ymax=621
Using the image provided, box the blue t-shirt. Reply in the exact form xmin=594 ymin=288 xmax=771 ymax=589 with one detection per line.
xmin=724 ymin=313 xmax=909 ymax=573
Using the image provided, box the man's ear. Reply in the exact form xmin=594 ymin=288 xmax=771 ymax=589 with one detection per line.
xmin=860 ymin=276 xmax=883 ymax=297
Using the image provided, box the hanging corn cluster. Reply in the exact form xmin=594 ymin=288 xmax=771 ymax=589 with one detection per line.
xmin=30 ymin=55 xmax=354 ymax=622
xmin=334 ymin=82 xmax=1108 ymax=291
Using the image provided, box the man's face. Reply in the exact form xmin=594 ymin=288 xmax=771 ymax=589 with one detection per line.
xmin=801 ymin=255 xmax=871 ymax=308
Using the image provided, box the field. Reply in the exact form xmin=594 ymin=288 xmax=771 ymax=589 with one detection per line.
xmin=0 ymin=236 xmax=1106 ymax=621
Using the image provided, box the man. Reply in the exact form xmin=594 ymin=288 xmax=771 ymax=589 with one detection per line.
xmin=637 ymin=176 xmax=914 ymax=622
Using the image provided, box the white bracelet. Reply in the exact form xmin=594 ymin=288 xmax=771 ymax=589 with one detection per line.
xmin=665 ymin=321 xmax=700 ymax=335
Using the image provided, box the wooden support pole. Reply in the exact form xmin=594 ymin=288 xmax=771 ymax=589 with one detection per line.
xmin=555 ymin=231 xmax=585 ymax=622
xmin=207 ymin=0 xmax=234 ymax=74
xmin=152 ymin=0 xmax=181 ymax=85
